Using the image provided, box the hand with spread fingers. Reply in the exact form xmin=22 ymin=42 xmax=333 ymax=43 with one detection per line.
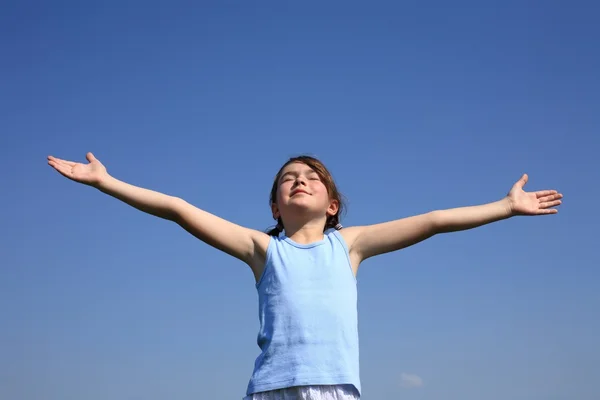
xmin=507 ymin=174 xmax=563 ymax=216
xmin=47 ymin=152 xmax=108 ymax=187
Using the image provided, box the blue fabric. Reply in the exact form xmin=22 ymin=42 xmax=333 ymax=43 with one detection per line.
xmin=246 ymin=229 xmax=361 ymax=396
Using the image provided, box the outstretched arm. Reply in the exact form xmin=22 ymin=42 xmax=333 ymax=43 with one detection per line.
xmin=345 ymin=174 xmax=563 ymax=262
xmin=47 ymin=153 xmax=270 ymax=271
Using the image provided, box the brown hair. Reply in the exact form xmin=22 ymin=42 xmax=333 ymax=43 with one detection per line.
xmin=267 ymin=155 xmax=346 ymax=236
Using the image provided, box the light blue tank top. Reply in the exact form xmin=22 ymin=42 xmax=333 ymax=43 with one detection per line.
xmin=246 ymin=229 xmax=361 ymax=396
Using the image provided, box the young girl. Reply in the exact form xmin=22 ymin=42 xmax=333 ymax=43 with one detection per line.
xmin=48 ymin=152 xmax=562 ymax=400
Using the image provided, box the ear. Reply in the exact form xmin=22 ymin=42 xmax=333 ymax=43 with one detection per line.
xmin=326 ymin=199 xmax=339 ymax=216
xmin=271 ymin=203 xmax=280 ymax=220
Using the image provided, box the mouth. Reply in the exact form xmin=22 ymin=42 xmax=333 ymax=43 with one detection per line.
xmin=291 ymin=190 xmax=310 ymax=196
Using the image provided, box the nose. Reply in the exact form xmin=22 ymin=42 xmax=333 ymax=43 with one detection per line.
xmin=294 ymin=175 xmax=307 ymax=186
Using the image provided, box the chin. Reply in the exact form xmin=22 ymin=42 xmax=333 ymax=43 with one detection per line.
xmin=285 ymin=201 xmax=320 ymax=213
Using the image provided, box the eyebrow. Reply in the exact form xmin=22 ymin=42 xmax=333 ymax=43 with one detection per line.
xmin=279 ymin=169 xmax=319 ymax=179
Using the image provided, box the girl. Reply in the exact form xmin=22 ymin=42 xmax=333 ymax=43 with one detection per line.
xmin=48 ymin=153 xmax=562 ymax=400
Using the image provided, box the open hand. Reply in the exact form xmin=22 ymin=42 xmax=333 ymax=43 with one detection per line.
xmin=47 ymin=152 xmax=108 ymax=187
xmin=508 ymin=174 xmax=563 ymax=216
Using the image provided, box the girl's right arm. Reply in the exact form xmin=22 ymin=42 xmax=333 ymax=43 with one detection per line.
xmin=48 ymin=153 xmax=270 ymax=278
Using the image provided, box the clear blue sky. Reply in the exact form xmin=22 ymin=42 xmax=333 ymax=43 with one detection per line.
xmin=2 ymin=1 xmax=599 ymax=399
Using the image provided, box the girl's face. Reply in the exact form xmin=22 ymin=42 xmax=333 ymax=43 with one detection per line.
xmin=272 ymin=162 xmax=338 ymax=222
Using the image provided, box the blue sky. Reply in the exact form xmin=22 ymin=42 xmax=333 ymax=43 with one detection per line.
xmin=2 ymin=1 xmax=599 ymax=399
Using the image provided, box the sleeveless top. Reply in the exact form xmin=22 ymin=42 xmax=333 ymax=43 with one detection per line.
xmin=245 ymin=229 xmax=361 ymax=396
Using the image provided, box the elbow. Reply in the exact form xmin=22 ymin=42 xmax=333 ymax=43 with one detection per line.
xmin=428 ymin=210 xmax=445 ymax=235
xmin=166 ymin=196 xmax=186 ymax=221
xmin=429 ymin=209 xmax=462 ymax=234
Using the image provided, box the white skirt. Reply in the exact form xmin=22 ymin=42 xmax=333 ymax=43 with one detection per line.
xmin=244 ymin=385 xmax=359 ymax=400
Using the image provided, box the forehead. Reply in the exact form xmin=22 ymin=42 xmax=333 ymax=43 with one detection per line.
xmin=280 ymin=162 xmax=318 ymax=175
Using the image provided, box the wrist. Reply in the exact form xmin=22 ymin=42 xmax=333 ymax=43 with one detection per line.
xmin=94 ymin=173 xmax=114 ymax=191
xmin=500 ymin=196 xmax=516 ymax=218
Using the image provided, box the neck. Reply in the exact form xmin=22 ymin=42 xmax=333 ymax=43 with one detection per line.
xmin=283 ymin=219 xmax=327 ymax=244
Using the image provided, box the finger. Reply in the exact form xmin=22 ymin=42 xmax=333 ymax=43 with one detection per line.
xmin=86 ymin=152 xmax=97 ymax=163
xmin=48 ymin=161 xmax=71 ymax=174
xmin=48 ymin=155 xmax=65 ymax=163
xmin=56 ymin=159 xmax=76 ymax=168
xmin=537 ymin=208 xmax=558 ymax=215
xmin=48 ymin=159 xmax=72 ymax=173
xmin=540 ymin=200 xmax=562 ymax=208
xmin=49 ymin=156 xmax=76 ymax=167
xmin=538 ymin=193 xmax=563 ymax=203
xmin=49 ymin=161 xmax=73 ymax=178
xmin=535 ymin=190 xmax=558 ymax=198
xmin=515 ymin=174 xmax=528 ymax=189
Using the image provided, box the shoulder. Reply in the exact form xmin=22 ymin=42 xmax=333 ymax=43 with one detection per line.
xmin=337 ymin=226 xmax=365 ymax=253
xmin=250 ymin=229 xmax=272 ymax=248
xmin=335 ymin=226 xmax=367 ymax=276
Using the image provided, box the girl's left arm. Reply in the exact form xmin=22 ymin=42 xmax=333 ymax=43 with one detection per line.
xmin=344 ymin=174 xmax=563 ymax=263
